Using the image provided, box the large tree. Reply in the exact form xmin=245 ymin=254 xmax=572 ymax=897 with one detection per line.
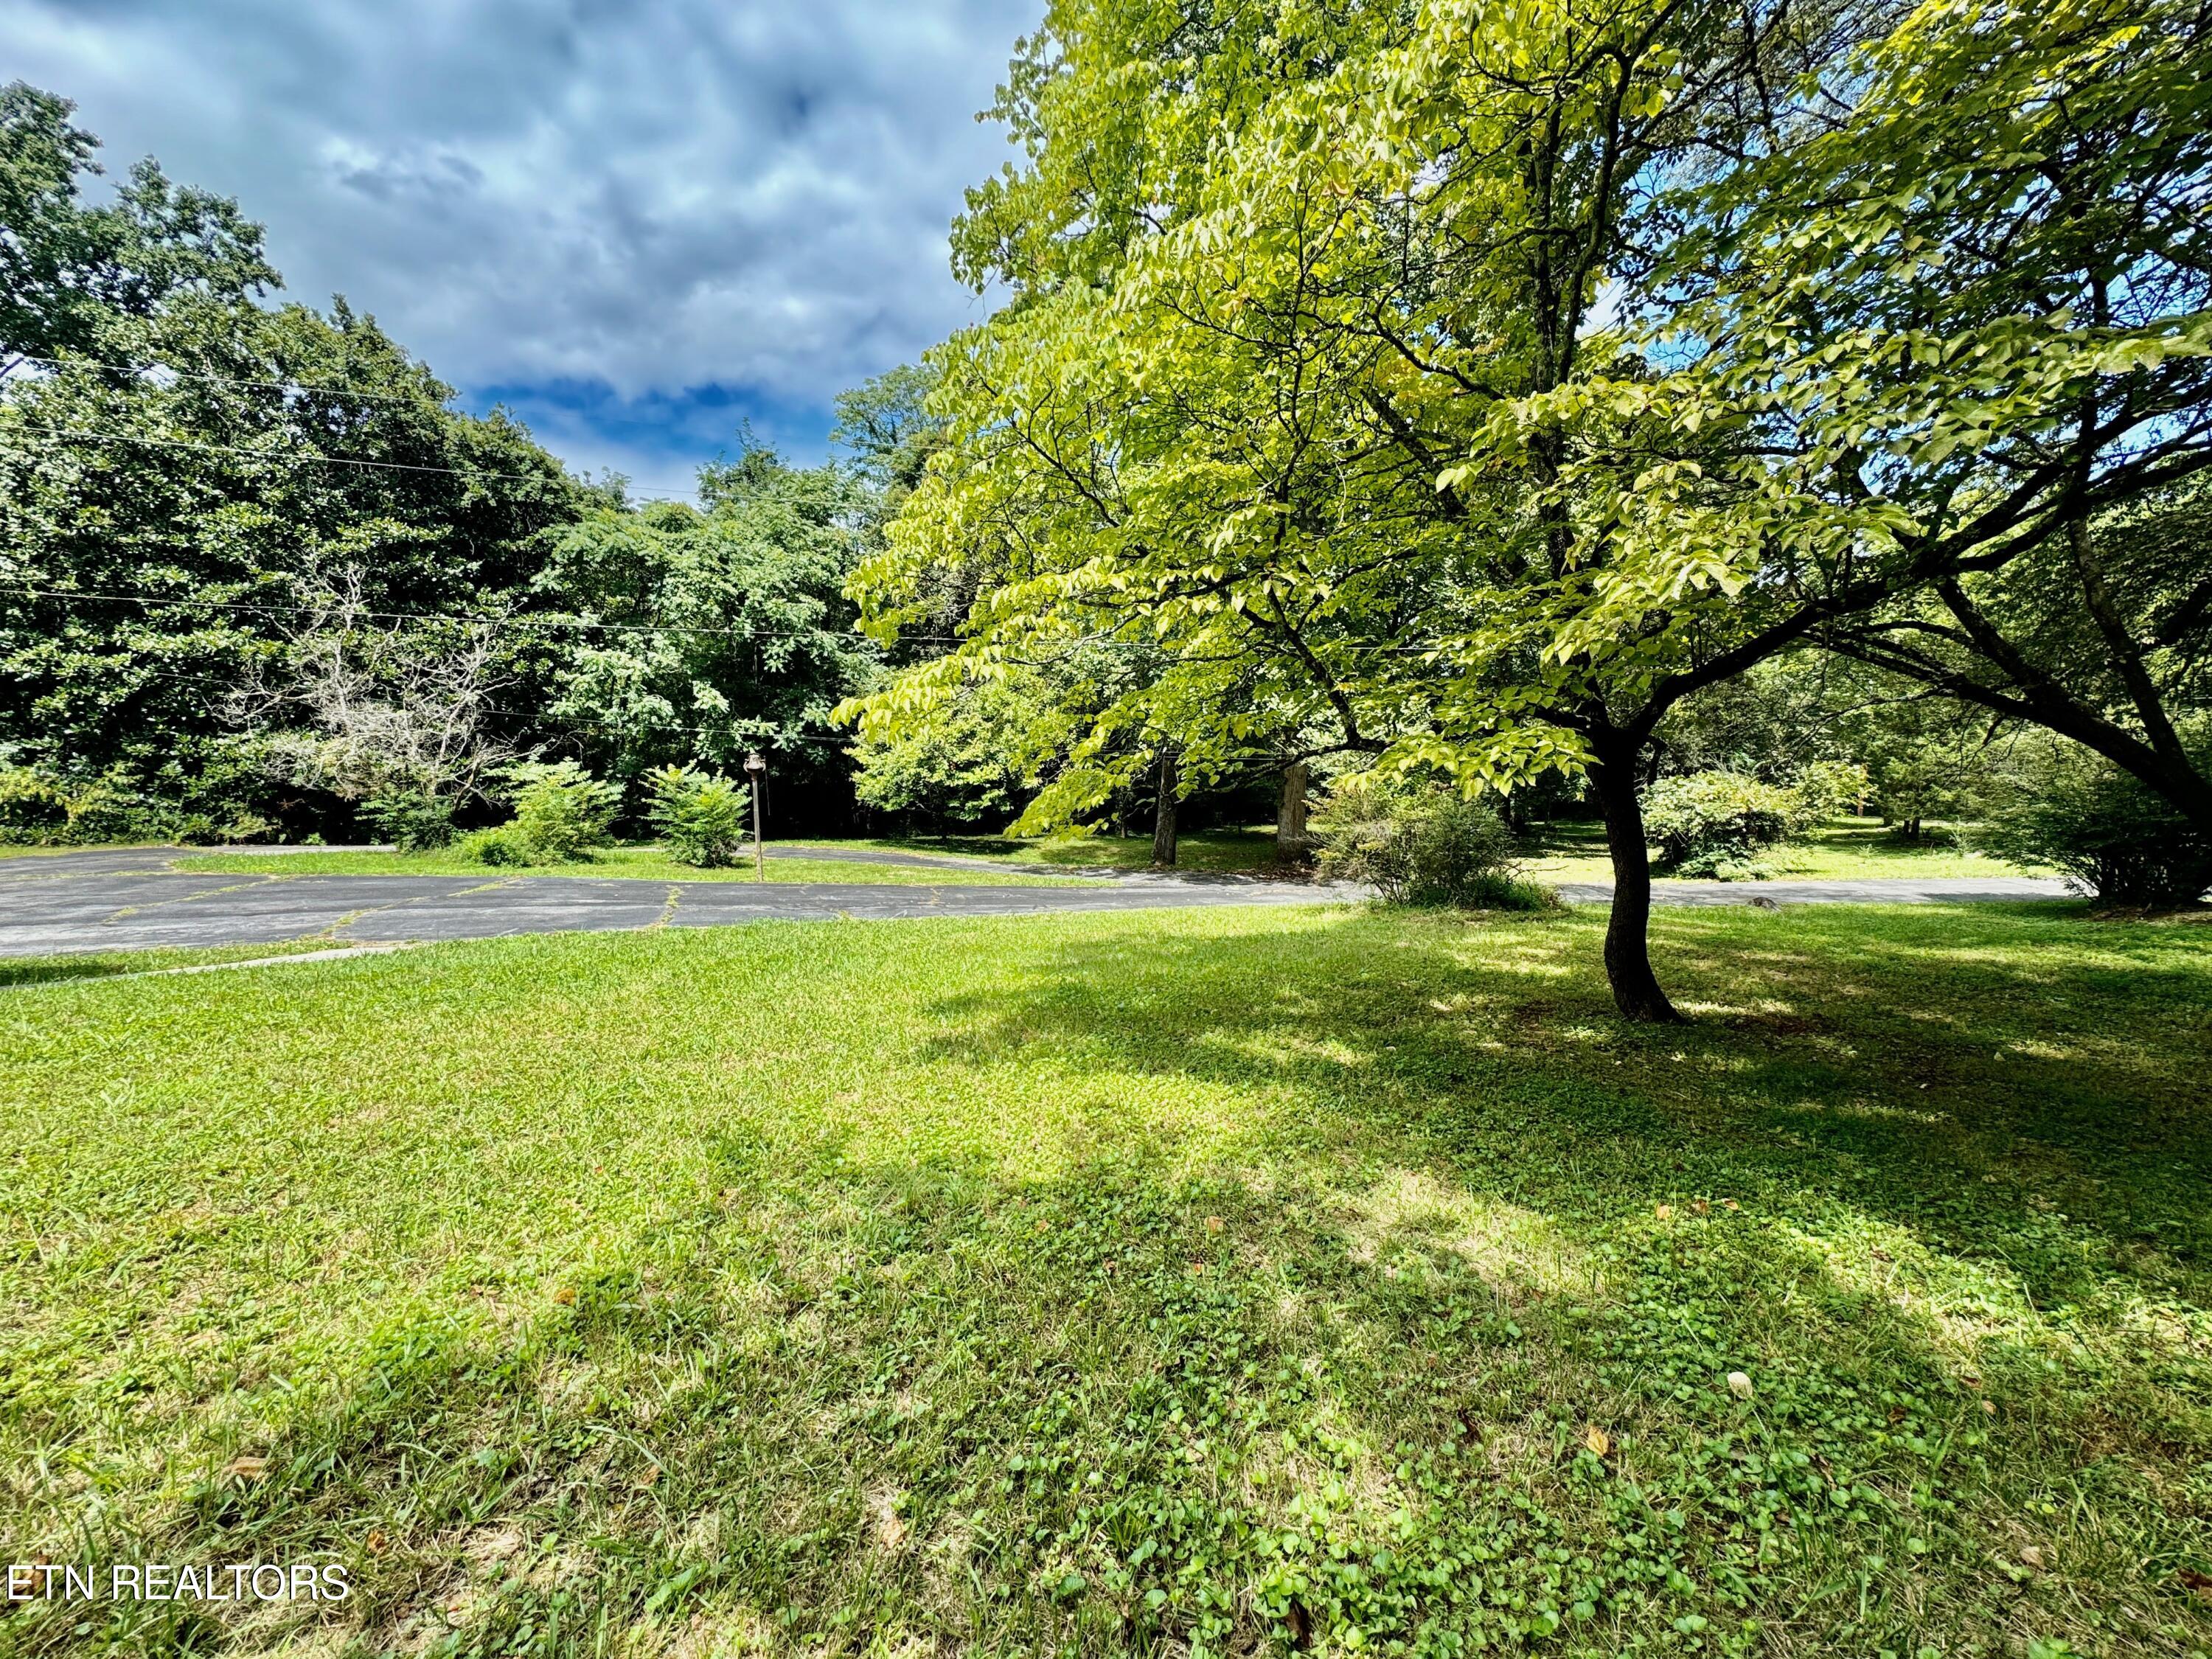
xmin=532 ymin=445 xmax=882 ymax=825
xmin=855 ymin=0 xmax=2211 ymax=1018
xmin=0 ymin=81 xmax=274 ymax=369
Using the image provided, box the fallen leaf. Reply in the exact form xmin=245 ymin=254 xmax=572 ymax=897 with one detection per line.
xmin=1654 ymin=1204 xmax=1674 ymax=1221
xmin=1727 ymin=1371 xmax=1754 ymax=1400
xmin=1691 ymin=1200 xmax=1709 ymax=1216
xmin=226 ymin=1455 xmax=269 ymax=1481
xmin=639 ymin=1465 xmax=662 ymax=1489
xmin=1981 ymin=1399 xmax=1997 ymax=1415
xmin=553 ymin=1287 xmax=576 ymax=1307
xmin=2178 ymin=1567 xmax=2212 ymax=1601
xmin=869 ymin=1487 xmax=909 ymax=1551
xmin=1585 ymin=1425 xmax=1611 ymax=1458
xmin=2020 ymin=1545 xmax=2048 ymax=1569
xmin=365 ymin=1529 xmax=389 ymax=1556
xmin=1723 ymin=1199 xmax=1739 ymax=1211
xmin=1206 ymin=1215 xmax=1224 ymax=1234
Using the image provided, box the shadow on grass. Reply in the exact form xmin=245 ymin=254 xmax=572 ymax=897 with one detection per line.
xmin=14 ymin=904 xmax=2210 ymax=1656
xmin=915 ymin=902 xmax=2212 ymax=1284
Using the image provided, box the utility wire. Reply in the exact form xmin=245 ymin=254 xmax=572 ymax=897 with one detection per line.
xmin=0 ymin=581 xmax=901 ymax=642
xmin=5 ymin=422 xmax=712 ymax=501
xmin=0 ymin=581 xmax=1439 ymax=655
xmin=79 ymin=666 xmax=857 ymax=745
xmin=12 ymin=353 xmax=482 ymax=411
xmin=8 ymin=355 xmax=716 ymax=498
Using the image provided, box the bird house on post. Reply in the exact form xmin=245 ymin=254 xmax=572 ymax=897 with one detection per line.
xmin=743 ymin=751 xmax=766 ymax=881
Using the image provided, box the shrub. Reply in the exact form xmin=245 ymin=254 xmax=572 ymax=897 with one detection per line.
xmin=1316 ymin=785 xmax=1552 ymax=908
xmin=646 ymin=765 xmax=751 ymax=867
xmin=0 ymin=768 xmax=66 ymax=844
xmin=505 ymin=761 xmax=620 ymax=863
xmin=456 ymin=762 xmax=620 ymax=867
xmin=1642 ymin=771 xmax=1803 ymax=878
xmin=1978 ymin=757 xmax=2211 ymax=906
xmin=169 ymin=813 xmax=222 ymax=846
xmin=361 ymin=788 xmax=457 ymax=851
xmin=60 ymin=782 xmax=153 ymax=845
xmin=456 ymin=826 xmax=532 ymax=866
xmin=1792 ymin=760 xmax=1870 ymax=824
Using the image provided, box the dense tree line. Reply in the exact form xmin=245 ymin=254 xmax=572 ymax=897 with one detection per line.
xmin=0 ymin=83 xmax=891 ymax=841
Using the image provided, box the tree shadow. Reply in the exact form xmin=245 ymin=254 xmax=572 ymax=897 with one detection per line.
xmin=21 ymin=904 xmax=2208 ymax=1655
xmin=909 ymin=905 xmax=2212 ymax=1293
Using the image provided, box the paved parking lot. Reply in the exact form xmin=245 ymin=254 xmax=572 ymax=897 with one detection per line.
xmin=0 ymin=846 xmax=2073 ymax=956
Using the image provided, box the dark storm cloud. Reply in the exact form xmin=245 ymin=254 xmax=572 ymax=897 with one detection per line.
xmin=0 ymin=0 xmax=1037 ymax=476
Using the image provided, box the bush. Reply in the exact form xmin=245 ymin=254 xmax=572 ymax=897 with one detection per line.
xmin=60 ymin=781 xmax=156 ymax=845
xmin=456 ymin=826 xmax=532 ymax=866
xmin=456 ymin=762 xmax=621 ymax=867
xmin=646 ymin=765 xmax=751 ymax=867
xmin=361 ymin=788 xmax=456 ymax=851
xmin=1978 ymin=757 xmax=2211 ymax=906
xmin=1642 ymin=771 xmax=1804 ymax=878
xmin=169 ymin=813 xmax=222 ymax=846
xmin=1316 ymin=785 xmax=1553 ymax=908
xmin=0 ymin=768 xmax=66 ymax=844
xmin=1792 ymin=759 xmax=1870 ymax=824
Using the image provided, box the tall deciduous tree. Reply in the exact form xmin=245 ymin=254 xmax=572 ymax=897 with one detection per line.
xmin=533 ymin=445 xmax=881 ymax=812
xmin=855 ymin=0 xmax=2211 ymax=1018
xmin=0 ymin=81 xmax=275 ymax=369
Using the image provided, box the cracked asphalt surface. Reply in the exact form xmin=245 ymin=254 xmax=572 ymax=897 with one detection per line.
xmin=0 ymin=846 xmax=2073 ymax=957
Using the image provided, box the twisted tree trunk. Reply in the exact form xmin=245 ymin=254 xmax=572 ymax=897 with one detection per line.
xmin=1276 ymin=760 xmax=1310 ymax=864
xmin=1589 ymin=737 xmax=1681 ymax=1023
xmin=1152 ymin=748 xmax=1179 ymax=868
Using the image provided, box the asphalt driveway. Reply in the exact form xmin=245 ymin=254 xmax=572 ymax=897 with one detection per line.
xmin=0 ymin=846 xmax=2073 ymax=957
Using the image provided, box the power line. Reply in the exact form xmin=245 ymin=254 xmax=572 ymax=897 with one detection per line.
xmin=11 ymin=353 xmax=475 ymax=411
xmin=50 ymin=666 xmax=858 ymax=745
xmin=8 ymin=355 xmax=714 ymax=499
xmin=0 ymin=582 xmax=1439 ymax=656
xmin=0 ymin=580 xmax=902 ymax=643
xmin=6 ymin=421 xmax=715 ymax=501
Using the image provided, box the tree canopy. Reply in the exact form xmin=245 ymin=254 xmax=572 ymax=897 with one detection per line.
xmin=0 ymin=86 xmax=890 ymax=840
xmin=846 ymin=0 xmax=2212 ymax=1015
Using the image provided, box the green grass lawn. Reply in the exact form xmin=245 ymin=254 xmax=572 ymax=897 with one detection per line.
xmin=816 ymin=826 xmax=1288 ymax=874
xmin=4 ymin=903 xmax=2208 ymax=1656
xmin=840 ymin=817 xmax=2037 ymax=885
xmin=0 ymin=939 xmax=349 ymax=989
xmin=172 ymin=845 xmax=1085 ymax=887
xmin=1524 ymin=818 xmax=2044 ymax=884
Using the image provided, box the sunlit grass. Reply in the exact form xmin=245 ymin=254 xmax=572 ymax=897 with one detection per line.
xmin=0 ymin=939 xmax=347 ymax=987
xmin=171 ymin=844 xmax=1085 ymax=886
xmin=1 ymin=902 xmax=2205 ymax=1656
xmin=1524 ymin=815 xmax=2045 ymax=883
xmin=810 ymin=826 xmax=1290 ymax=874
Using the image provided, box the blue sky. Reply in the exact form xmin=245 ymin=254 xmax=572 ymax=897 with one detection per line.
xmin=1 ymin=0 xmax=1040 ymax=495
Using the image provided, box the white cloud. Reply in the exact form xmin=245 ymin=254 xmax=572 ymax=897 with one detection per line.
xmin=1 ymin=0 xmax=1035 ymax=456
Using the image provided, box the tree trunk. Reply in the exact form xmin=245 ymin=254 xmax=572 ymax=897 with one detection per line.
xmin=1589 ymin=742 xmax=1682 ymax=1023
xmin=1276 ymin=761 xmax=1310 ymax=864
xmin=1152 ymin=749 xmax=1179 ymax=867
